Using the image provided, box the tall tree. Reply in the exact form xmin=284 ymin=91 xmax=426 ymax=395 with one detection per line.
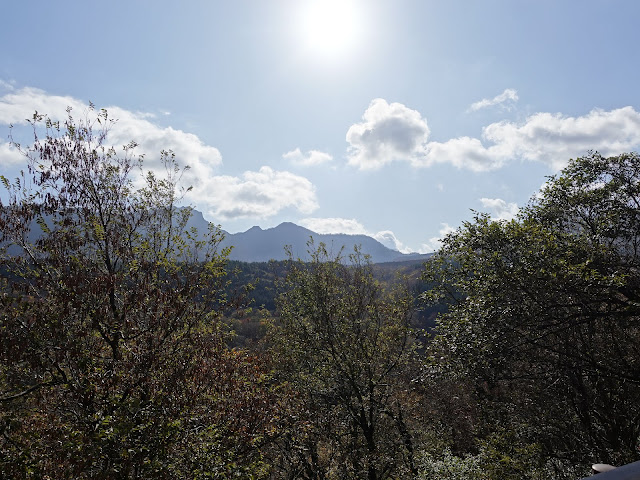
xmin=270 ymin=243 xmax=420 ymax=480
xmin=422 ymin=152 xmax=640 ymax=474
xmin=0 ymin=108 xmax=279 ymax=478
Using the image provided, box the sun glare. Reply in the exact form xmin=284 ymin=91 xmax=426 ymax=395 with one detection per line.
xmin=297 ymin=0 xmax=363 ymax=62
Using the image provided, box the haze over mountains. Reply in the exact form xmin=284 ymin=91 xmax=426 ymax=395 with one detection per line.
xmin=187 ymin=210 xmax=432 ymax=264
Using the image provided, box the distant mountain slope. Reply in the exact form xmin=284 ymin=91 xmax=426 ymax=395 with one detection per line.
xmin=216 ymin=226 xmax=429 ymax=266
xmin=186 ymin=209 xmax=432 ymax=263
xmin=11 ymin=208 xmax=432 ymax=264
xmin=221 ymin=222 xmax=407 ymax=263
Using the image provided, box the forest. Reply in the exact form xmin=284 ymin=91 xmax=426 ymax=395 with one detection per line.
xmin=1 ymin=109 xmax=639 ymax=479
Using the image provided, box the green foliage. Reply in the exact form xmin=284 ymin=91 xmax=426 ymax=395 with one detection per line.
xmin=269 ymin=242 xmax=421 ymax=479
xmin=417 ymin=433 xmax=551 ymax=480
xmin=0 ymin=108 xmax=280 ymax=478
xmin=422 ymin=152 xmax=640 ymax=471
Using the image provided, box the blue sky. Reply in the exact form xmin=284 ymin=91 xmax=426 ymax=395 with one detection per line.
xmin=2 ymin=0 xmax=640 ymax=253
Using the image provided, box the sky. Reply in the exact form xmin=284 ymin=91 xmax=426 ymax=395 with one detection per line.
xmin=2 ymin=0 xmax=640 ymax=253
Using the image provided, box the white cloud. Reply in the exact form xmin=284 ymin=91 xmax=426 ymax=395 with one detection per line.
xmin=0 ymin=140 xmax=24 ymax=166
xmin=422 ymin=136 xmax=510 ymax=171
xmin=423 ymin=223 xmax=456 ymax=252
xmin=468 ymin=88 xmax=519 ymax=112
xmin=0 ymin=86 xmax=318 ymax=221
xmin=482 ymin=107 xmax=640 ymax=170
xmin=432 ymin=107 xmax=640 ymax=172
xmin=0 ymin=86 xmax=85 ymax=126
xmin=346 ymin=99 xmax=640 ymax=172
xmin=479 ymin=198 xmax=519 ymax=221
xmin=98 ymin=107 xmax=224 ymax=177
xmin=298 ymin=216 xmax=417 ymax=253
xmin=283 ymin=148 xmax=333 ymax=166
xmin=372 ymin=230 xmax=411 ymax=253
xmin=0 ymin=86 xmax=223 ymax=177
xmin=346 ymin=98 xmax=430 ymax=169
xmin=299 ymin=217 xmax=367 ymax=235
xmin=201 ymin=167 xmax=318 ymax=219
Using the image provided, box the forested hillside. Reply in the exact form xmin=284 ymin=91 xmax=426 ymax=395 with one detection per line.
xmin=1 ymin=110 xmax=639 ymax=479
xmin=228 ymin=258 xmax=432 ymax=314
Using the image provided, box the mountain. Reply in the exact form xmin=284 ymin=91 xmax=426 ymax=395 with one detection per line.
xmin=186 ymin=209 xmax=432 ymax=263
xmin=9 ymin=208 xmax=432 ymax=264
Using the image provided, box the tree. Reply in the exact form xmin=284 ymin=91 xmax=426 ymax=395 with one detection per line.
xmin=270 ymin=242 xmax=420 ymax=480
xmin=422 ymin=152 xmax=640 ymax=475
xmin=0 ymin=108 xmax=280 ymax=478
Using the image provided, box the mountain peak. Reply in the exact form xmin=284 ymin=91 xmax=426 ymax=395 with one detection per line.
xmin=274 ymin=222 xmax=312 ymax=233
xmin=276 ymin=221 xmax=304 ymax=228
xmin=214 ymin=216 xmax=431 ymax=264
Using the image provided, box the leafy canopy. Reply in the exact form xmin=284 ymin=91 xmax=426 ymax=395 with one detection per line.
xmin=422 ymin=152 xmax=640 ymax=472
xmin=0 ymin=107 xmax=279 ymax=479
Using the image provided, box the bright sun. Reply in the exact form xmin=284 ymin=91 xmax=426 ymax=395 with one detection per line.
xmin=297 ymin=0 xmax=363 ymax=62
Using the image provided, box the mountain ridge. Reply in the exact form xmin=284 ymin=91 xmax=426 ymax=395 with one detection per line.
xmin=5 ymin=208 xmax=432 ymax=264
xmin=185 ymin=211 xmax=432 ymax=264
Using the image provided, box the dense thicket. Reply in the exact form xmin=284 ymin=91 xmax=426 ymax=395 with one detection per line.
xmin=224 ymin=258 xmax=437 ymax=348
